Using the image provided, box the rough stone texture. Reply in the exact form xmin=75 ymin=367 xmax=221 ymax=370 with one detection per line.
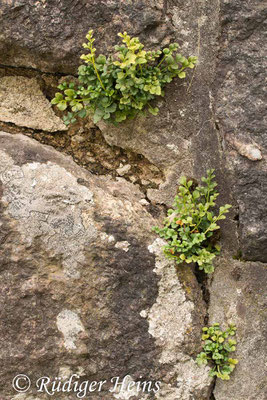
xmin=147 ymin=239 xmax=212 ymax=400
xmin=209 ymin=258 xmax=267 ymax=400
xmin=96 ymin=0 xmax=239 ymax=257
xmin=0 ymin=76 xmax=67 ymax=132
xmin=0 ymin=132 xmax=210 ymax=399
xmin=0 ymin=0 xmax=265 ymax=263
xmin=0 ymin=0 xmax=266 ymax=399
xmin=0 ymin=0 xmax=171 ymax=74
xmin=1 ymin=0 xmax=239 ymax=249
xmin=98 ymin=115 xmax=193 ymax=208
xmin=215 ymin=0 xmax=267 ymax=261
xmin=97 ymin=0 xmax=229 ymax=209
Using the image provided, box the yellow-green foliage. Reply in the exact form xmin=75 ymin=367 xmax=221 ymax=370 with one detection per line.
xmin=153 ymin=170 xmax=231 ymax=274
xmin=51 ymin=30 xmax=197 ymax=125
xmin=196 ymin=323 xmax=238 ymax=380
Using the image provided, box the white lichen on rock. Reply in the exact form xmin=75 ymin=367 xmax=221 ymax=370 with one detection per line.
xmin=230 ymin=138 xmax=262 ymax=161
xmin=0 ymin=147 xmax=96 ymax=279
xmin=56 ymin=309 xmax=85 ymax=351
xmin=147 ymin=239 xmax=194 ymax=363
xmin=145 ymin=239 xmax=211 ymax=399
xmin=115 ymin=241 xmax=130 ymax=252
xmin=11 ymin=395 xmax=43 ymax=400
xmin=112 ymin=375 xmax=144 ymax=400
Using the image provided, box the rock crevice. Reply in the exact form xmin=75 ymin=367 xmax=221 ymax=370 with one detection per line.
xmin=0 ymin=1 xmax=266 ymax=399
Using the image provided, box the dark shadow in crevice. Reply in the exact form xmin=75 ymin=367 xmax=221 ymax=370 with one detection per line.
xmin=194 ymin=265 xmax=210 ymax=325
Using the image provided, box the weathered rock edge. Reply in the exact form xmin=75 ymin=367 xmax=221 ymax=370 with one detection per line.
xmin=210 ymin=258 xmax=267 ymax=400
xmin=0 ymin=132 xmax=211 ymax=400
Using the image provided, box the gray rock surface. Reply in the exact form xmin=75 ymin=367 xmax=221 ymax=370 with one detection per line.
xmin=209 ymin=258 xmax=267 ymax=400
xmin=97 ymin=0 xmax=229 ymax=212
xmin=0 ymin=0 xmax=171 ymax=73
xmin=0 ymin=0 xmax=266 ymax=399
xmin=0 ymin=132 xmax=210 ymax=399
xmin=0 ymin=0 xmax=265 ymax=264
xmin=215 ymin=0 xmax=267 ymax=262
xmin=147 ymin=239 xmax=212 ymax=400
xmin=0 ymin=76 xmax=67 ymax=131
xmin=97 ymin=0 xmax=267 ymax=264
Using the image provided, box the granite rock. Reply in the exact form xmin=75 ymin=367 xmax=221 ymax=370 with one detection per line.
xmin=0 ymin=76 xmax=67 ymax=132
xmin=0 ymin=132 xmax=210 ymax=399
xmin=209 ymin=258 xmax=267 ymax=400
xmin=0 ymin=0 xmax=170 ymax=73
xmin=215 ymin=0 xmax=267 ymax=261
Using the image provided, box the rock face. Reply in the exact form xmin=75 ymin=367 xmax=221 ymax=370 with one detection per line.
xmin=209 ymin=258 xmax=267 ymax=400
xmin=0 ymin=0 xmax=266 ymax=399
xmin=147 ymin=240 xmax=212 ymax=400
xmin=97 ymin=0 xmax=228 ymax=212
xmin=0 ymin=76 xmax=67 ymax=132
xmin=0 ymin=0 xmax=171 ymax=73
xmin=0 ymin=132 xmax=210 ymax=399
xmin=215 ymin=0 xmax=267 ymax=262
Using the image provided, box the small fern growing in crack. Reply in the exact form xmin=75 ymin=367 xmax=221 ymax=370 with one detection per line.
xmin=196 ymin=323 xmax=238 ymax=380
xmin=153 ymin=169 xmax=231 ymax=274
xmin=51 ymin=30 xmax=197 ymax=125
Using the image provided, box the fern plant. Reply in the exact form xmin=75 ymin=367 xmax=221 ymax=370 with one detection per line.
xmin=153 ymin=170 xmax=231 ymax=273
xmin=51 ymin=30 xmax=197 ymax=125
xmin=196 ymin=323 xmax=238 ymax=380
